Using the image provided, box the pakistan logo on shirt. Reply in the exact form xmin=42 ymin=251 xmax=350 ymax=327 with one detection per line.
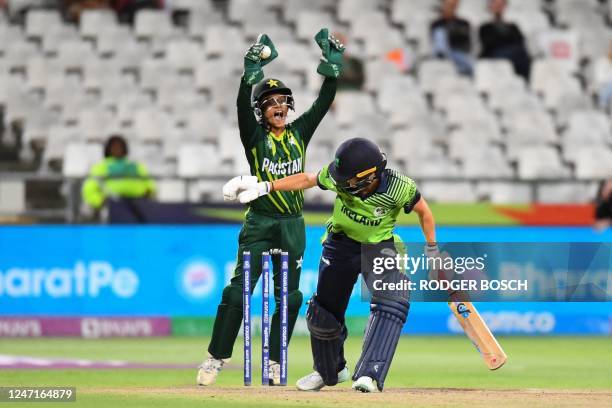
xmin=374 ymin=207 xmax=387 ymax=217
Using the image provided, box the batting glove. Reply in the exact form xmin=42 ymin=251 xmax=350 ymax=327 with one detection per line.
xmin=238 ymin=181 xmax=272 ymax=204
xmin=314 ymin=28 xmax=345 ymax=78
xmin=243 ymin=34 xmax=278 ymax=85
xmin=222 ymin=175 xmax=259 ymax=201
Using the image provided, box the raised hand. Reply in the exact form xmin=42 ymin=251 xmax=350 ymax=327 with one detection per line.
xmin=314 ymin=28 xmax=345 ymax=78
xmin=243 ymin=34 xmax=278 ymax=85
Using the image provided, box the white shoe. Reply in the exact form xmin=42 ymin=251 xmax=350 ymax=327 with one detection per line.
xmin=352 ymin=376 xmax=376 ymax=393
xmin=196 ymin=356 xmax=229 ymax=386
xmin=269 ymin=361 xmax=281 ymax=385
xmin=296 ymin=366 xmax=350 ymax=391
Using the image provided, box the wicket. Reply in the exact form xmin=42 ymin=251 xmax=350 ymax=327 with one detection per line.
xmin=243 ymin=249 xmax=289 ymax=386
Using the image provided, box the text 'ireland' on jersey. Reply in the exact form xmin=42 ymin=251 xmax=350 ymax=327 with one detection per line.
xmin=317 ymin=166 xmax=421 ymax=243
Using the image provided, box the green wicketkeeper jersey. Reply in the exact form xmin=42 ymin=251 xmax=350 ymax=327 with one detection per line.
xmin=237 ymin=77 xmax=336 ymax=216
xmin=317 ymin=165 xmax=422 ymax=243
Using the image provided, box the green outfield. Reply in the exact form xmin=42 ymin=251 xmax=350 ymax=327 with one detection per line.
xmin=197 ymin=203 xmax=523 ymax=225
xmin=0 ymin=336 xmax=610 ymax=407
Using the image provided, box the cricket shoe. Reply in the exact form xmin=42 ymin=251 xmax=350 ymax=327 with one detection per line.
xmin=295 ymin=366 xmax=350 ymax=391
xmin=196 ymin=356 xmax=229 ymax=386
xmin=352 ymin=376 xmax=376 ymax=393
xmin=268 ymin=361 xmax=282 ymax=385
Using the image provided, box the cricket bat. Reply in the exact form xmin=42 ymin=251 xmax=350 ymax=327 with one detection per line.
xmin=449 ymin=301 xmax=507 ymax=370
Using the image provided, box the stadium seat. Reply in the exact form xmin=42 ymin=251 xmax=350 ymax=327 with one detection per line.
xmin=22 ymin=109 xmax=59 ymax=145
xmin=517 ymin=146 xmax=570 ymax=180
xmin=171 ymin=0 xmax=214 ymax=13
xmin=97 ymin=27 xmax=148 ymax=61
xmin=461 ymin=149 xmax=514 ymax=179
xmin=133 ymin=108 xmax=175 ymax=143
xmin=25 ymin=9 xmax=62 ymax=39
xmin=187 ymin=9 xmax=225 ymax=39
xmin=56 ymin=40 xmax=96 ymax=71
xmin=474 ymin=59 xmax=516 ymax=95
xmin=139 ymin=58 xmax=177 ymax=91
xmin=295 ymin=11 xmax=336 ymax=41
xmin=564 ymin=110 xmax=611 ymax=144
xmin=537 ymin=182 xmax=599 ymax=203
xmin=41 ymin=125 xmax=81 ymax=167
xmin=504 ymin=111 xmax=558 ymax=143
xmin=79 ymin=9 xmax=118 ymax=39
xmin=337 ymin=0 xmax=380 ymax=24
xmin=283 ymin=0 xmax=330 ymax=23
xmin=333 ymin=92 xmax=376 ymax=126
xmin=572 ymin=147 xmax=612 ymax=179
xmin=364 ymin=59 xmax=403 ymax=92
xmin=553 ymin=93 xmax=593 ymax=127
xmin=419 ymin=59 xmax=457 ymax=94
xmin=134 ymin=9 xmax=175 ymax=41
xmin=588 ymin=56 xmax=612 ymax=96
xmin=39 ymin=25 xmax=81 ymax=55
xmin=537 ymin=29 xmax=580 ymax=73
xmin=77 ymin=108 xmax=119 ymax=141
xmin=114 ymin=92 xmax=155 ymax=124
xmin=419 ymin=181 xmax=477 ymax=203
xmin=3 ymin=40 xmax=39 ymax=70
xmin=82 ymin=59 xmax=124 ymax=91
xmin=0 ymin=180 xmax=26 ymax=214
xmin=476 ymin=182 xmax=532 ymax=204
xmin=25 ymin=56 xmax=63 ymax=90
xmin=203 ymin=25 xmax=244 ymax=57
xmin=177 ymin=142 xmax=221 ymax=177
xmin=129 ymin=142 xmax=167 ymax=177
xmin=164 ymin=39 xmax=203 ymax=72
xmin=62 ymin=142 xmax=103 ymax=178
xmin=0 ymin=25 xmax=24 ymax=55
xmin=156 ymin=179 xmax=187 ymax=202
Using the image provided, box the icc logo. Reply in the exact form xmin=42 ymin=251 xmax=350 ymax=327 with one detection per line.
xmin=457 ymin=303 xmax=471 ymax=318
xmin=180 ymin=261 xmax=216 ymax=301
xmin=374 ymin=207 xmax=386 ymax=217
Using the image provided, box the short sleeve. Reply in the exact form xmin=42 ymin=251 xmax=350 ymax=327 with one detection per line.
xmin=317 ymin=165 xmax=338 ymax=192
xmin=401 ymin=178 xmax=421 ymax=214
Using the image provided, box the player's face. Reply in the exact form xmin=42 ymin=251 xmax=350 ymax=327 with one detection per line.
xmin=341 ymin=173 xmax=378 ymax=197
xmin=262 ymin=93 xmax=290 ymax=129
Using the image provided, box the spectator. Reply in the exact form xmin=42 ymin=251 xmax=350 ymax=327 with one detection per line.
xmin=111 ymin=0 xmax=164 ymax=24
xmin=479 ymin=0 xmax=531 ymax=79
xmin=430 ymin=0 xmax=473 ymax=75
xmin=4 ymin=0 xmax=57 ymax=20
xmin=595 ymin=180 xmax=612 ymax=230
xmin=82 ymin=135 xmax=156 ymax=215
xmin=333 ymin=32 xmax=365 ymax=91
xmin=62 ymin=0 xmax=110 ymax=22
xmin=596 ymin=42 xmax=612 ymax=111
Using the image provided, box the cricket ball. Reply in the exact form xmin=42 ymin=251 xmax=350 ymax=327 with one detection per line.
xmin=260 ymin=45 xmax=271 ymax=59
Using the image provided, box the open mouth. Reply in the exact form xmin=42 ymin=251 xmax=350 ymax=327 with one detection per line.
xmin=273 ymin=110 xmax=285 ymax=120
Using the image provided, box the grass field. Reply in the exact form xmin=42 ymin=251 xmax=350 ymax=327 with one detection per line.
xmin=1 ymin=336 xmax=611 ymax=407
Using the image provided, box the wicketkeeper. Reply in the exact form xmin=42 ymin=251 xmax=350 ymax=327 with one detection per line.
xmin=197 ymin=29 xmax=343 ymax=386
xmin=229 ymin=138 xmax=438 ymax=392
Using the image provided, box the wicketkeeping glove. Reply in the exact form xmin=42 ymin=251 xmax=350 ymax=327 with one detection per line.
xmin=222 ymin=175 xmax=259 ymax=201
xmin=238 ymin=181 xmax=272 ymax=204
xmin=314 ymin=28 xmax=345 ymax=78
xmin=243 ymin=34 xmax=278 ymax=85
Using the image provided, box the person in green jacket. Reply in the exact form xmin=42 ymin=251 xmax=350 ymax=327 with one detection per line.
xmin=197 ymin=29 xmax=344 ymax=386
xmin=82 ymin=135 xmax=156 ymax=214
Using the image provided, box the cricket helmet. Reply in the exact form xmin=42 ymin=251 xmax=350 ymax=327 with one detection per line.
xmin=252 ymin=78 xmax=294 ymax=119
xmin=328 ymin=137 xmax=387 ymax=195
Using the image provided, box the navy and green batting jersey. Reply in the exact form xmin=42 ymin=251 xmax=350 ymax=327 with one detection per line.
xmin=237 ymin=77 xmax=336 ymax=216
xmin=317 ymin=165 xmax=421 ymax=243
